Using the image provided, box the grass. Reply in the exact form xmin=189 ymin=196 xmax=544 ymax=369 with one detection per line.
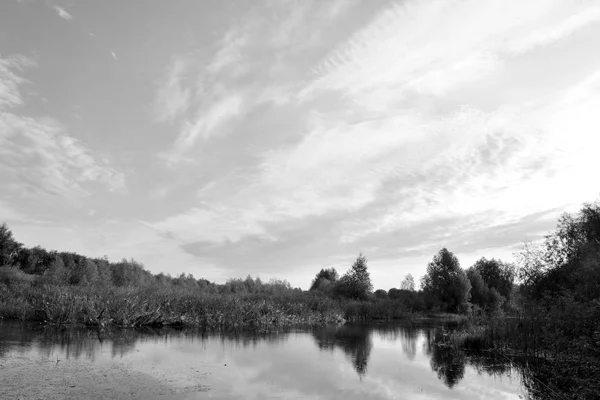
xmin=0 ymin=268 xmax=427 ymax=330
xmin=0 ymin=282 xmax=347 ymax=330
xmin=429 ymin=309 xmax=600 ymax=400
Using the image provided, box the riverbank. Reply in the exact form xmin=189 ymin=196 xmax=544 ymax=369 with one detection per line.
xmin=435 ymin=314 xmax=600 ymax=400
xmin=1 ymin=272 xmax=441 ymax=330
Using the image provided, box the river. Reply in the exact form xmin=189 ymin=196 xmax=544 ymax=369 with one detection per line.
xmin=0 ymin=320 xmax=529 ymax=399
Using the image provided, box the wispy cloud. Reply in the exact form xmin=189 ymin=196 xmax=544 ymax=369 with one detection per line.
xmin=155 ymin=0 xmax=362 ymax=165
xmin=0 ymin=54 xmax=126 ymax=205
xmin=303 ymin=0 xmax=599 ymax=108
xmin=161 ymin=91 xmax=245 ymax=164
xmin=53 ymin=5 xmax=73 ymax=21
xmin=154 ymin=57 xmax=193 ymax=123
xmin=146 ymin=0 xmax=600 ymax=287
xmin=0 ymin=55 xmax=35 ymax=109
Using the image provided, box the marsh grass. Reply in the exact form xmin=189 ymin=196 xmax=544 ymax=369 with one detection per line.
xmin=433 ymin=306 xmax=600 ymax=400
xmin=0 ymin=267 xmax=425 ymax=329
xmin=0 ymin=279 xmax=346 ymax=330
xmin=342 ymin=299 xmax=414 ymax=322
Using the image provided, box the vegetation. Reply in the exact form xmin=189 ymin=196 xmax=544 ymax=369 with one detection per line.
xmin=421 ymin=248 xmax=471 ymax=313
xmin=426 ymin=201 xmax=600 ymax=399
xmin=1 ymin=199 xmax=599 ymax=397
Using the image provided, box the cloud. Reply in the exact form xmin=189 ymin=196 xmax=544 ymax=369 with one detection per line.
xmin=302 ymin=0 xmax=598 ymax=108
xmin=161 ymin=91 xmax=245 ymax=164
xmin=0 ymin=55 xmax=35 ymax=109
xmin=155 ymin=0 xmax=363 ymax=164
xmin=154 ymin=57 xmax=193 ymax=123
xmin=53 ymin=5 xmax=73 ymax=21
xmin=205 ymin=26 xmax=251 ymax=76
xmin=146 ymin=0 xmax=600 ymax=287
xmin=0 ymin=54 xmax=126 ymax=206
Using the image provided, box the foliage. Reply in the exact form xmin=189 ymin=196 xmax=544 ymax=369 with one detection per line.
xmin=466 ymin=258 xmax=514 ymax=315
xmin=400 ymin=273 xmax=415 ymax=291
xmin=333 ymin=254 xmax=373 ymax=300
xmin=0 ymin=223 xmax=22 ymax=266
xmin=421 ymin=248 xmax=471 ymax=313
xmin=309 ymin=267 xmax=339 ymax=293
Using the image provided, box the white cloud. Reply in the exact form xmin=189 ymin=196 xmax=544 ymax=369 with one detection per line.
xmin=149 ymin=204 xmax=274 ymax=244
xmin=155 ymin=57 xmax=193 ymax=122
xmin=206 ymin=27 xmax=251 ymax=76
xmin=162 ymin=91 xmax=245 ymax=163
xmin=0 ymin=55 xmax=35 ymax=110
xmin=53 ymin=5 xmax=73 ymax=21
xmin=506 ymin=3 xmax=600 ymax=55
xmin=0 ymin=54 xmax=126 ymax=204
xmin=302 ymin=0 xmax=597 ymax=109
xmin=147 ymin=0 xmax=600 ymax=282
xmin=155 ymin=0 xmax=360 ymax=165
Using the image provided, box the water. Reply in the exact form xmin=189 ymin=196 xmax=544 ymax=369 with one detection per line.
xmin=0 ymin=321 xmax=528 ymax=399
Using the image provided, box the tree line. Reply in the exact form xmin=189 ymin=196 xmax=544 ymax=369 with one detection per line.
xmin=1 ymin=199 xmax=599 ymax=325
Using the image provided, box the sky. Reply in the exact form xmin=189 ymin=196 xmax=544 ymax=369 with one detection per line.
xmin=1 ymin=0 xmax=600 ymax=290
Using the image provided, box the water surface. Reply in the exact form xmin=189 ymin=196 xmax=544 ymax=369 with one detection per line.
xmin=0 ymin=321 xmax=527 ymax=399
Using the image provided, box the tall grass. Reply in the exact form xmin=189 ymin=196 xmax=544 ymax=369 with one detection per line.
xmin=432 ymin=296 xmax=600 ymax=400
xmin=0 ymin=277 xmax=346 ymax=330
xmin=0 ymin=267 xmax=426 ymax=329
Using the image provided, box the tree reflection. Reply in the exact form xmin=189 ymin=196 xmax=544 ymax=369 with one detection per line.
xmin=424 ymin=327 xmax=518 ymax=390
xmin=0 ymin=321 xmax=291 ymax=363
xmin=376 ymin=324 xmax=418 ymax=361
xmin=424 ymin=329 xmax=467 ymax=388
xmin=312 ymin=325 xmax=372 ymax=377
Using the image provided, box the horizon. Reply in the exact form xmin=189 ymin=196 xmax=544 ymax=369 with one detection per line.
xmin=2 ymin=0 xmax=600 ymax=291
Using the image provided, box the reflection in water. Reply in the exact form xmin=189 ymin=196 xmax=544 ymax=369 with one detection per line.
xmin=0 ymin=321 xmax=533 ymax=399
xmin=375 ymin=324 xmax=418 ymax=361
xmin=424 ymin=327 xmax=518 ymax=390
xmin=0 ymin=322 xmax=288 ymax=362
xmin=312 ymin=325 xmax=372 ymax=377
xmin=425 ymin=329 xmax=466 ymax=388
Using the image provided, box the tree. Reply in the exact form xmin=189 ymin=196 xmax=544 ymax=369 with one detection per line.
xmin=520 ymin=201 xmax=600 ymax=301
xmin=45 ymin=256 xmax=69 ymax=285
xmin=400 ymin=273 xmax=415 ymax=291
xmin=0 ymin=223 xmax=22 ymax=266
xmin=466 ymin=268 xmax=486 ymax=307
xmin=471 ymin=258 xmax=514 ymax=299
xmin=334 ymin=253 xmax=373 ymax=300
xmin=310 ymin=267 xmax=339 ymax=292
xmin=421 ymin=248 xmax=471 ymax=313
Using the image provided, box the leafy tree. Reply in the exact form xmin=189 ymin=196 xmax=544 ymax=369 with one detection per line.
xmin=471 ymin=257 xmax=514 ymax=300
xmin=334 ymin=254 xmax=373 ymax=300
xmin=400 ymin=273 xmax=415 ymax=291
xmin=514 ymin=201 xmax=600 ymax=301
xmin=0 ymin=223 xmax=22 ymax=266
xmin=310 ymin=267 xmax=339 ymax=291
xmin=421 ymin=248 xmax=471 ymax=313
xmin=374 ymin=289 xmax=388 ymax=299
xmin=45 ymin=256 xmax=69 ymax=285
xmin=466 ymin=268 xmax=486 ymax=306
xmin=18 ymin=246 xmax=57 ymax=275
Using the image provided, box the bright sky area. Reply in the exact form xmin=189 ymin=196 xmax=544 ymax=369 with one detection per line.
xmin=1 ymin=0 xmax=600 ymax=290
